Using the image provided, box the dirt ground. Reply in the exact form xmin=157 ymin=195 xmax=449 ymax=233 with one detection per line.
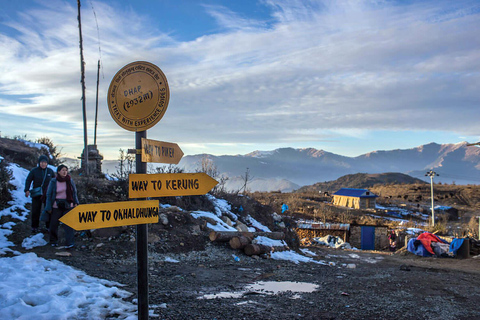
xmin=7 ymin=212 xmax=480 ymax=320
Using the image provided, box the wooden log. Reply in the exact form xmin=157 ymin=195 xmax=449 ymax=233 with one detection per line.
xmin=209 ymin=231 xmax=253 ymax=242
xmin=229 ymin=235 xmax=251 ymax=249
xmin=244 ymin=244 xmax=272 ymax=256
xmin=209 ymin=231 xmax=285 ymax=242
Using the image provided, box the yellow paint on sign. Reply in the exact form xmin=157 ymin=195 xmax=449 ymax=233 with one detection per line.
xmin=129 ymin=173 xmax=218 ymax=198
xmin=141 ymin=138 xmax=184 ymax=164
xmin=59 ymin=200 xmax=159 ymax=231
xmin=107 ymin=61 xmax=170 ymax=131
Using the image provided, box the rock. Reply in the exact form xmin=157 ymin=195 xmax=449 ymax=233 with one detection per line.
xmin=191 ymin=225 xmax=201 ymax=235
xmin=91 ymin=227 xmax=125 ymax=238
xmin=148 ymin=233 xmax=161 ymax=244
xmin=55 ymin=251 xmax=72 ymax=257
xmin=159 ymin=214 xmax=169 ymax=225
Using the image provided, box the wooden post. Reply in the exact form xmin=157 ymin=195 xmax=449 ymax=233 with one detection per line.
xmin=77 ymin=0 xmax=88 ymax=176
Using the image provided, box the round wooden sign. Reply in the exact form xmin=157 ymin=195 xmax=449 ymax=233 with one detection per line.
xmin=107 ymin=61 xmax=170 ymax=131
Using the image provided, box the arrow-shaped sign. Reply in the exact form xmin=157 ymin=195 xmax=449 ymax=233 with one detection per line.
xmin=59 ymin=200 xmax=159 ymax=231
xmin=129 ymin=173 xmax=218 ymax=198
xmin=141 ymin=138 xmax=184 ymax=164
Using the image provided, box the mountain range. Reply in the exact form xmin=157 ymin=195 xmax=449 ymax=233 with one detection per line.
xmin=99 ymin=142 xmax=480 ymax=192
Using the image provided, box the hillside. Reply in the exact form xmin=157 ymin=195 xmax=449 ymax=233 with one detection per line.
xmin=296 ymin=172 xmax=426 ymax=193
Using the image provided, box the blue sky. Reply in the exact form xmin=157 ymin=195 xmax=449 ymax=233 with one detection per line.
xmin=0 ymin=0 xmax=479 ymax=160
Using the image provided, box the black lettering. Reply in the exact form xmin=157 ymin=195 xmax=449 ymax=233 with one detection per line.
xmin=79 ymin=211 xmax=88 ymax=223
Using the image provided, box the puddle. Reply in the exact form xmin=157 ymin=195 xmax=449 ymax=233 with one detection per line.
xmin=198 ymin=281 xmax=319 ymax=300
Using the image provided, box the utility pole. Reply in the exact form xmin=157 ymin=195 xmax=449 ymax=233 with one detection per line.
xmin=77 ymin=0 xmax=88 ymax=176
xmin=94 ymin=60 xmax=100 ymax=146
xmin=425 ymin=170 xmax=439 ymax=227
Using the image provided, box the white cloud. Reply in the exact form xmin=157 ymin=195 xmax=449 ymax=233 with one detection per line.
xmin=0 ymin=0 xmax=479 ymax=159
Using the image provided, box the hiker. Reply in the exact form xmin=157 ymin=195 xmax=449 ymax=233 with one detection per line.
xmin=44 ymin=164 xmax=79 ymax=248
xmin=281 ymin=203 xmax=289 ymax=215
xmin=24 ymin=155 xmax=55 ymax=233
xmin=389 ymin=230 xmax=397 ymax=252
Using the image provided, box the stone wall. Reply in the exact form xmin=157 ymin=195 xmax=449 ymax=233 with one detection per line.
xmin=349 ymin=225 xmax=389 ymax=250
xmin=296 ymin=228 xmax=348 ymax=242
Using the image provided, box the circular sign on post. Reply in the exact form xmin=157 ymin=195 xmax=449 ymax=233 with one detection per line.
xmin=107 ymin=61 xmax=170 ymax=131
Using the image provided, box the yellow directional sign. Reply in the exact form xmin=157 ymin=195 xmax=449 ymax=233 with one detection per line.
xmin=129 ymin=173 xmax=218 ymax=198
xmin=141 ymin=138 xmax=184 ymax=164
xmin=59 ymin=200 xmax=159 ymax=231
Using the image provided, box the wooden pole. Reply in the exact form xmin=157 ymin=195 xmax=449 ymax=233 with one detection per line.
xmin=94 ymin=60 xmax=100 ymax=146
xmin=77 ymin=0 xmax=88 ymax=176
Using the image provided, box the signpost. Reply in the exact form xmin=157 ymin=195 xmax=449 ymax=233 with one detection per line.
xmin=107 ymin=61 xmax=217 ymax=320
xmin=129 ymin=173 xmax=218 ymax=198
xmin=108 ymin=61 xmax=170 ymax=320
xmin=59 ymin=200 xmax=159 ymax=230
xmin=141 ymin=137 xmax=184 ymax=164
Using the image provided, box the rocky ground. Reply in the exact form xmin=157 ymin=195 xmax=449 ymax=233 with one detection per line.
xmin=8 ymin=210 xmax=480 ymax=320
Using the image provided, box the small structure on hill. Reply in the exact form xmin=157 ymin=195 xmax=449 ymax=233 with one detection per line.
xmin=333 ymin=188 xmax=378 ymax=209
xmin=79 ymin=144 xmax=103 ymax=175
xmin=349 ymin=224 xmax=389 ymax=250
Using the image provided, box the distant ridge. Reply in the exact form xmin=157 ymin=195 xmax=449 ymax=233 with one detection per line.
xmin=296 ymin=172 xmax=426 ymax=193
xmin=177 ymin=142 xmax=480 ymax=191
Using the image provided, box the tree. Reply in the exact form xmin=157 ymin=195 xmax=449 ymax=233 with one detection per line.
xmin=112 ymin=149 xmax=134 ymax=180
xmin=151 ymin=164 xmax=183 ymax=174
xmin=0 ymin=160 xmax=13 ymax=210
xmin=239 ymin=167 xmax=252 ymax=195
xmin=196 ymin=155 xmax=228 ymax=195
xmin=36 ymin=137 xmax=62 ymax=166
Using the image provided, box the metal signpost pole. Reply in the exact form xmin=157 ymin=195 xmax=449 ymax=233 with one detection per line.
xmin=136 ymin=130 xmax=148 ymax=320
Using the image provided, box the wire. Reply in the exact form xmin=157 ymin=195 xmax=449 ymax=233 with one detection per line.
xmin=89 ymin=0 xmax=104 ymax=79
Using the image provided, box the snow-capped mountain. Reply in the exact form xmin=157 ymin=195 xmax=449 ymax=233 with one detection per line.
xmin=177 ymin=142 xmax=480 ymax=191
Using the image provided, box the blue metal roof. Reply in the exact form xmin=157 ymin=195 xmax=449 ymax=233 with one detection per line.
xmin=333 ymin=188 xmax=377 ymax=198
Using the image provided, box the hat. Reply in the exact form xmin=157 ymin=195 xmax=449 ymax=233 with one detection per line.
xmin=38 ymin=155 xmax=49 ymax=164
xmin=57 ymin=164 xmax=68 ymax=173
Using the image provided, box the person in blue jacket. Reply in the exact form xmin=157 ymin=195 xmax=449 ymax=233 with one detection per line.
xmin=24 ymin=155 xmax=55 ymax=233
xmin=44 ymin=164 xmax=79 ymax=248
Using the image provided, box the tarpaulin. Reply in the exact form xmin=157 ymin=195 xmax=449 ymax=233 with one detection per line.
xmin=449 ymin=238 xmax=465 ymax=255
xmin=415 ymin=232 xmax=449 ymax=255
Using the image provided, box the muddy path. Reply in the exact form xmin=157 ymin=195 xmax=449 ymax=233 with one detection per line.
xmin=11 ymin=228 xmax=480 ymax=320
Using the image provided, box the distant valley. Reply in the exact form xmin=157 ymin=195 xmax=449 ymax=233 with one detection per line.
xmin=64 ymin=141 xmax=480 ymax=192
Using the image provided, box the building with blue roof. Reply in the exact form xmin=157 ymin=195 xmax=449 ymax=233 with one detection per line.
xmin=333 ymin=188 xmax=378 ymax=209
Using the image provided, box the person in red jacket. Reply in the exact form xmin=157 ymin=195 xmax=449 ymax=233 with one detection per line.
xmin=44 ymin=165 xmax=79 ymax=248
xmin=389 ymin=230 xmax=397 ymax=252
